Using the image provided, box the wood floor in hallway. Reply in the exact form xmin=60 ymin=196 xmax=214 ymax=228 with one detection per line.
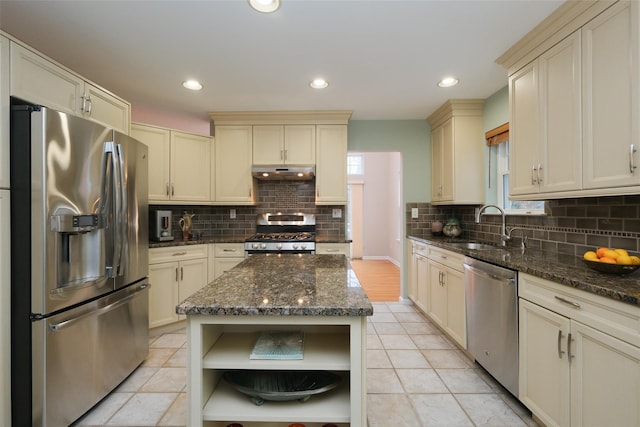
xmin=350 ymin=259 xmax=400 ymax=302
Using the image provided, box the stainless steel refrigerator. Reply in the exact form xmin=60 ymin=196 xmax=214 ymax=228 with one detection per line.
xmin=10 ymin=102 xmax=149 ymax=427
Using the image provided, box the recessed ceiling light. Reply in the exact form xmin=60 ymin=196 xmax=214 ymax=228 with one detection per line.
xmin=248 ymin=0 xmax=281 ymax=13
xmin=438 ymin=77 xmax=459 ymax=88
xmin=310 ymin=78 xmax=329 ymax=89
xmin=182 ymin=80 xmax=203 ymax=91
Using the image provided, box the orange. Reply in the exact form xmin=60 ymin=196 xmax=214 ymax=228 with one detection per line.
xmin=596 ymin=247 xmax=609 ymax=258
xmin=599 ymin=257 xmax=617 ymax=264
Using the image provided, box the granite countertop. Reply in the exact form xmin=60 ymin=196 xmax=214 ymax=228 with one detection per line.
xmin=409 ymin=234 xmax=640 ymax=306
xmin=176 ymin=254 xmax=373 ymax=317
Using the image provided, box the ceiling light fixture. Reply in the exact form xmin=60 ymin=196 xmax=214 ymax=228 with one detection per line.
xmin=310 ymin=78 xmax=329 ymax=89
xmin=438 ymin=77 xmax=459 ymax=88
xmin=182 ymin=80 xmax=203 ymax=91
xmin=248 ymin=0 xmax=281 ymax=13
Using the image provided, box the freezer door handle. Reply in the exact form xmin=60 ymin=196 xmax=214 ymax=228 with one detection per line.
xmin=48 ymin=284 xmax=148 ymax=332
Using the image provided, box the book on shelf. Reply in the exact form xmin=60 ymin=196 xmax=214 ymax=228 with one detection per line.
xmin=250 ymin=330 xmax=305 ymax=360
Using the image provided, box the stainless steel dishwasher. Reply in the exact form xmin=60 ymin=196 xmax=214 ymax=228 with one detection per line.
xmin=464 ymin=256 xmax=519 ymax=397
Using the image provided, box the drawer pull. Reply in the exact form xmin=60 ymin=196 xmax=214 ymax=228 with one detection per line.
xmin=223 ymin=249 xmax=237 ymax=252
xmin=172 ymin=252 xmax=188 ymax=256
xmin=325 ymin=248 xmax=339 ymax=252
xmin=554 ymin=296 xmax=581 ymax=308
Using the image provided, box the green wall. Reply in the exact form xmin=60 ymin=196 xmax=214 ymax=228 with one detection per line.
xmin=482 ymin=86 xmax=509 ymax=205
xmin=348 ymin=120 xmax=431 ymax=203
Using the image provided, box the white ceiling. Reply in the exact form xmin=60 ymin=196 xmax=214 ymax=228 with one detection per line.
xmin=0 ymin=0 xmax=562 ymax=122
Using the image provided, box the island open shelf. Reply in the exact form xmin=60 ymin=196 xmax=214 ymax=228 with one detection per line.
xmin=187 ymin=315 xmax=367 ymax=427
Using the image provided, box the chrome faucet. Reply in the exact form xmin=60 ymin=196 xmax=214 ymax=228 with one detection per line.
xmin=476 ymin=204 xmax=510 ymax=246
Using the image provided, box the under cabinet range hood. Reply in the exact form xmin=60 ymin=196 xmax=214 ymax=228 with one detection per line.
xmin=252 ymin=165 xmax=315 ymax=180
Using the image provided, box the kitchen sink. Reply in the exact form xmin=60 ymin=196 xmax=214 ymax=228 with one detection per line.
xmin=448 ymin=242 xmax=500 ymax=250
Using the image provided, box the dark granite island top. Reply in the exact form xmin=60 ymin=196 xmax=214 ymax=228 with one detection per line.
xmin=176 ymin=254 xmax=374 ymax=317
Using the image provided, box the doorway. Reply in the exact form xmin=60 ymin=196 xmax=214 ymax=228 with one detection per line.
xmin=347 ymin=151 xmax=402 ymax=265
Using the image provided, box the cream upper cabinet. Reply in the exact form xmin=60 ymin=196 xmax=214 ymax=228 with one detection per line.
xmin=253 ymin=125 xmax=315 ymax=165
xmin=215 ymin=125 xmax=256 ymax=204
xmin=0 ymin=35 xmax=9 ymax=189
xmin=501 ymin=0 xmax=640 ymax=198
xmin=315 ymin=124 xmax=347 ymax=204
xmin=9 ymin=41 xmax=130 ymax=133
xmin=510 ymin=31 xmax=582 ymax=197
xmin=518 ymin=272 xmax=640 ymax=427
xmin=131 ymin=123 xmax=212 ymax=203
xmin=427 ymin=100 xmax=484 ymax=205
xmin=131 ymin=124 xmax=171 ymax=201
xmin=582 ymin=1 xmax=640 ymax=190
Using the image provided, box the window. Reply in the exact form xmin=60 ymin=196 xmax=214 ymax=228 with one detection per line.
xmin=497 ymin=142 xmax=545 ymax=214
xmin=347 ymin=154 xmax=364 ymax=176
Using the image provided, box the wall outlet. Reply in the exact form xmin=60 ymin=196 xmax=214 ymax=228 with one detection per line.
xmin=332 ymin=208 xmax=342 ymax=218
xmin=230 ymin=209 xmax=236 ymax=219
xmin=411 ymin=208 xmax=419 ymax=219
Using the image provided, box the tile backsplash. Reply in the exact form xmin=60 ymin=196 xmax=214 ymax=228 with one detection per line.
xmin=406 ymin=195 xmax=640 ymax=256
xmin=152 ymin=179 xmax=345 ymax=240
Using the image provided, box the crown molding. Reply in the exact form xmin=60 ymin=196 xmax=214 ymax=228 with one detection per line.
xmin=209 ymin=110 xmax=353 ymax=125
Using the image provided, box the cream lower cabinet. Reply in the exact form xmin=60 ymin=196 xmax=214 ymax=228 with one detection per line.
xmin=215 ymin=126 xmax=256 ymax=204
xmin=406 ymin=240 xmax=417 ymax=302
xmin=9 ymin=41 xmax=130 ymax=133
xmin=316 ymin=125 xmax=348 ymax=205
xmin=519 ymin=273 xmax=640 ymax=427
xmin=131 ymin=123 xmax=212 ymax=203
xmin=316 ymin=242 xmax=350 ymax=257
xmin=207 ymin=243 xmax=245 ymax=283
xmin=425 ymin=247 xmax=465 ymax=348
xmin=409 ymin=241 xmax=429 ymax=314
xmin=149 ymin=245 xmax=208 ymax=328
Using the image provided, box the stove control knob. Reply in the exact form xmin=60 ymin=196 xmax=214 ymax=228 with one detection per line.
xmin=301 ymin=244 xmax=307 ymax=250
xmin=276 ymin=243 xmax=283 ymax=250
xmin=292 ymin=243 xmax=299 ymax=250
xmin=252 ymin=243 xmax=259 ymax=249
xmin=260 ymin=243 xmax=267 ymax=249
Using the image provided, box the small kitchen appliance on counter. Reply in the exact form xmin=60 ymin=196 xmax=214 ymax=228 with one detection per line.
xmin=151 ymin=210 xmax=174 ymax=241
xmin=245 ymin=213 xmax=316 ymax=255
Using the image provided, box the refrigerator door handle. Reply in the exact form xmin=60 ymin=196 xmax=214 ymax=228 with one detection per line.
xmin=115 ymin=143 xmax=127 ymax=277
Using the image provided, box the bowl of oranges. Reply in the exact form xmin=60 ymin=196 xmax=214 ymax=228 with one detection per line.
xmin=582 ymin=248 xmax=640 ymax=275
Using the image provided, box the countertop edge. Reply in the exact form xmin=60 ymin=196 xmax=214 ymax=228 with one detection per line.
xmin=408 ymin=235 xmax=640 ymax=307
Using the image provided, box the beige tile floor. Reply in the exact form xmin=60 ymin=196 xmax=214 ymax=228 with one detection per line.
xmin=74 ymin=301 xmax=537 ymax=427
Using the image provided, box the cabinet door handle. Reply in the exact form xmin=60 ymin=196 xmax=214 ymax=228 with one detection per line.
xmin=531 ymin=164 xmax=536 ymax=185
xmin=284 ymin=149 xmax=288 ymax=161
xmin=81 ymin=94 xmax=88 ymax=112
xmin=166 ymin=183 xmax=170 ymax=196
xmin=280 ymin=149 xmax=284 ymax=160
xmin=86 ymin=95 xmax=92 ymax=114
xmin=175 ymin=267 xmax=179 ymax=282
xmin=554 ymin=295 xmax=581 ymax=308
xmin=181 ymin=266 xmax=184 ymax=281
xmin=567 ymin=333 xmax=574 ymax=362
xmin=629 ymin=144 xmax=637 ymax=173
xmin=557 ymin=330 xmax=565 ymax=359
xmin=171 ymin=184 xmax=175 ymax=196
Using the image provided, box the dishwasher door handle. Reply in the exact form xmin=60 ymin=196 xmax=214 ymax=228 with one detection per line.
xmin=464 ymin=264 xmax=516 ymax=285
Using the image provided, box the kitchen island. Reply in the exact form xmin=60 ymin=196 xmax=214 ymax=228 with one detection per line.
xmin=176 ymin=254 xmax=373 ymax=427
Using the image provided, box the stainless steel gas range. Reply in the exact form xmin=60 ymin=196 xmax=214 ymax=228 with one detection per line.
xmin=245 ymin=213 xmax=316 ymax=255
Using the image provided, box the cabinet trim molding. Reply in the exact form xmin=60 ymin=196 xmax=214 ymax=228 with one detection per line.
xmin=210 ymin=110 xmax=353 ymax=125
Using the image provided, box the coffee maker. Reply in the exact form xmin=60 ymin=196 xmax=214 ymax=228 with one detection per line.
xmin=151 ymin=210 xmax=174 ymax=241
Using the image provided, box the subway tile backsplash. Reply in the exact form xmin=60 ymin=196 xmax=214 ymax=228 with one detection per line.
xmin=152 ymin=179 xmax=345 ymax=240
xmin=406 ymin=195 xmax=640 ymax=257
